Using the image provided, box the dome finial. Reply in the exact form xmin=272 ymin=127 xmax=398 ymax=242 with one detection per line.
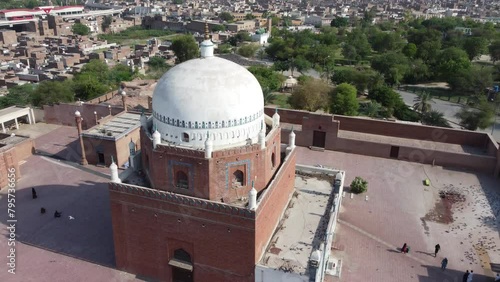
xmin=204 ymin=21 xmax=210 ymax=40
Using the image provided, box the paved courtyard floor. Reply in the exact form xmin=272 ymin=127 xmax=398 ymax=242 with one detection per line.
xmin=0 ymin=126 xmax=137 ymax=282
xmin=295 ymin=147 xmax=500 ymax=282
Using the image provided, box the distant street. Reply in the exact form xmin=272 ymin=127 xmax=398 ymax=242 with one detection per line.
xmin=396 ymin=89 xmax=500 ymax=142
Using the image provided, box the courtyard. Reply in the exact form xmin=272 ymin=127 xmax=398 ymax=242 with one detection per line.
xmin=0 ymin=124 xmax=499 ymax=282
xmin=295 ymin=147 xmax=500 ymax=282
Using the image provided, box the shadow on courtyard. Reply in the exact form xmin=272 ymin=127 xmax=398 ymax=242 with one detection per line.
xmin=418 ymin=264 xmax=495 ymax=282
xmin=0 ymin=181 xmax=116 ymax=268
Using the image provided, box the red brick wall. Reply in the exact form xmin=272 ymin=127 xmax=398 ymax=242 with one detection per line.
xmin=109 ymin=183 xmax=256 ymax=282
xmin=333 ymin=115 xmax=488 ymax=147
xmin=43 ymin=103 xmax=123 ymax=129
xmin=0 ymin=148 xmax=19 ymax=188
xmin=255 ymin=149 xmax=297 ymax=262
xmin=141 ymin=127 xmax=283 ymax=203
xmin=398 ymin=146 xmax=497 ymax=174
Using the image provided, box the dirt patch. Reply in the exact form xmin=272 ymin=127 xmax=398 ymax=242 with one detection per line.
xmin=422 ymin=190 xmax=466 ymax=225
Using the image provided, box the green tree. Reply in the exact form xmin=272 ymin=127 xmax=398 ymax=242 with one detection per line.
xmin=245 ymin=13 xmax=256 ymax=20
xmin=80 ymin=59 xmax=110 ymax=82
xmin=237 ymin=44 xmax=259 ymax=58
xmin=455 ymin=99 xmax=495 ymax=130
xmin=263 ymin=88 xmax=277 ymax=105
xmin=448 ymin=65 xmax=493 ymax=97
xmin=368 ymin=85 xmax=403 ymax=111
xmin=360 ymin=101 xmax=383 ymax=118
xmin=330 ymin=17 xmax=349 ymax=28
xmin=219 ymin=12 xmax=234 ymax=22
xmin=147 ymin=56 xmax=168 ymax=70
xmin=329 ymin=83 xmax=359 ymax=115
xmin=342 ymin=29 xmax=372 ymax=62
xmin=101 ymin=16 xmax=112 ymax=32
xmin=0 ymin=84 xmax=35 ymax=108
xmin=109 ymin=64 xmax=136 ymax=84
xmin=350 ymin=176 xmax=368 ymax=194
xmin=212 ymin=25 xmax=226 ymax=32
xmin=421 ymin=110 xmax=450 ymax=127
xmin=171 ymin=35 xmax=199 ymax=63
xmin=331 ymin=67 xmax=383 ymax=93
xmin=217 ymin=43 xmax=232 ymax=54
xmin=463 ymin=37 xmax=487 ymax=61
xmin=72 ymin=73 xmax=110 ymax=101
xmin=402 ymin=43 xmax=417 ymax=58
xmin=436 ymin=47 xmax=471 ymax=79
xmin=72 ymin=23 xmax=90 ymax=36
xmin=412 ymin=91 xmax=434 ymax=114
xmin=229 ymin=31 xmax=252 ymax=46
xmin=289 ymin=79 xmax=330 ymax=111
xmin=371 ymin=52 xmax=409 ymax=86
xmin=247 ymin=66 xmax=285 ymax=91
xmin=404 ymin=59 xmax=430 ymax=84
xmin=370 ymin=31 xmax=404 ymax=53
xmin=31 ymin=80 xmax=74 ymax=107
xmin=489 ymin=40 xmax=500 ymax=63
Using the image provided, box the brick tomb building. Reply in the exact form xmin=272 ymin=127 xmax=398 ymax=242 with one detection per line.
xmin=108 ymin=33 xmax=298 ymax=281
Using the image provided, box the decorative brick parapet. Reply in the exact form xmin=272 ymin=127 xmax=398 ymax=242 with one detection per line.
xmin=109 ymin=182 xmax=256 ymax=219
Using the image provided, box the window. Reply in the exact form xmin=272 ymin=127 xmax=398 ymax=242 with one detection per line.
xmin=188 ymin=121 xmax=191 ymax=128
xmin=182 ymin=133 xmax=189 ymax=142
xmin=176 ymin=171 xmax=188 ymax=189
xmin=271 ymin=152 xmax=276 ymax=168
xmin=222 ymin=121 xmax=225 ymax=127
xmin=202 ymin=122 xmax=205 ymax=128
xmin=233 ymin=170 xmax=244 ymax=187
xmin=182 ymin=121 xmax=185 ymax=128
xmin=208 ymin=121 xmax=212 ymax=128
xmin=174 ymin=249 xmax=192 ymax=263
xmin=195 ymin=122 xmax=198 ymax=129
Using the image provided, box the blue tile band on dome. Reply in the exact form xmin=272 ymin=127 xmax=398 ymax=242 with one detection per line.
xmin=152 ymin=109 xmax=264 ymax=129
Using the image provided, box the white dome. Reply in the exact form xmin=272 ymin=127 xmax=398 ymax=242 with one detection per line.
xmin=152 ymin=54 xmax=264 ymax=149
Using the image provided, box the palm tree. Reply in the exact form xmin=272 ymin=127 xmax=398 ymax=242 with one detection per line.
xmin=263 ymin=88 xmax=277 ymax=105
xmin=412 ymin=91 xmax=434 ymax=114
xmin=422 ymin=110 xmax=450 ymax=128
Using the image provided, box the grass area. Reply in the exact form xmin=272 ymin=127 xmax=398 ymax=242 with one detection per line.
xmin=271 ymin=93 xmax=291 ymax=108
xmin=403 ymin=86 xmax=470 ymax=105
xmin=98 ymin=26 xmax=179 ymax=45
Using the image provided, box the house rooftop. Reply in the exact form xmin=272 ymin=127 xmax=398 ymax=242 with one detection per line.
xmin=83 ymin=112 xmax=140 ymax=140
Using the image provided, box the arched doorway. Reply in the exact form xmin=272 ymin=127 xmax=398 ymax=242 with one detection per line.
xmin=170 ymin=249 xmax=193 ymax=282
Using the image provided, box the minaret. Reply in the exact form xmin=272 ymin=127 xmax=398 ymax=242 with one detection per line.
xmin=74 ymin=110 xmax=88 ymax=165
xmin=272 ymin=107 xmax=280 ymax=128
xmin=120 ymin=88 xmax=127 ymax=112
xmin=110 ymin=156 xmax=121 ymax=183
xmin=205 ymin=131 xmax=213 ymax=159
xmin=248 ymin=181 xmax=257 ymax=210
xmin=258 ymin=120 xmax=266 ymax=150
xmin=200 ymin=21 xmax=214 ymax=58
xmin=286 ymin=126 xmax=296 ymax=155
xmin=140 ymin=109 xmax=147 ymax=128
xmin=152 ymin=125 xmax=161 ymax=148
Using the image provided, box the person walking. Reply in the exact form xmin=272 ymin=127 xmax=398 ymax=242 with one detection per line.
xmin=462 ymin=270 xmax=469 ymax=282
xmin=494 ymin=273 xmax=499 ymax=281
xmin=434 ymin=244 xmax=441 ymax=257
xmin=441 ymin=258 xmax=448 ymax=270
xmin=401 ymin=243 xmax=407 ymax=253
xmin=32 ymin=188 xmax=37 ymax=199
xmin=467 ymin=270 xmax=473 ymax=282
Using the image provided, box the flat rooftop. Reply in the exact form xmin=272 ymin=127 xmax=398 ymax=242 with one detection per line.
xmin=259 ymin=174 xmax=333 ymax=276
xmin=0 ymin=105 xmax=28 ymax=116
xmin=83 ymin=112 xmax=140 ymax=140
xmin=0 ymin=133 xmax=29 ymax=151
